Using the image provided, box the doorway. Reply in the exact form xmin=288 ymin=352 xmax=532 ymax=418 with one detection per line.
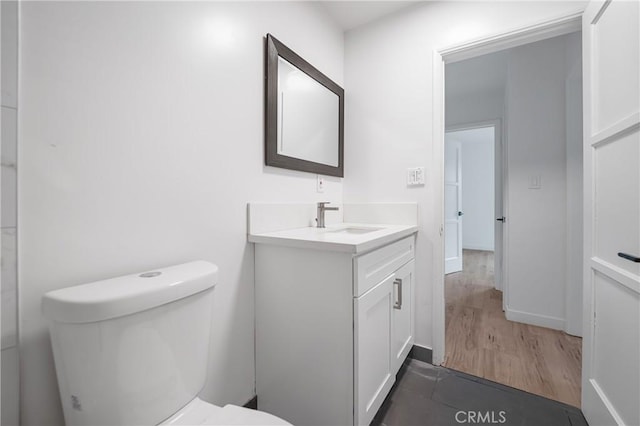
xmin=439 ymin=28 xmax=584 ymax=408
xmin=444 ymin=124 xmax=499 ymax=280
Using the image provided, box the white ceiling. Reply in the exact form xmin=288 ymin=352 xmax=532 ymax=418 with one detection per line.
xmin=320 ymin=1 xmax=419 ymax=32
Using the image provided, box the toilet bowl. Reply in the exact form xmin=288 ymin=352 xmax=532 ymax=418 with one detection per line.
xmin=42 ymin=261 xmax=291 ymax=426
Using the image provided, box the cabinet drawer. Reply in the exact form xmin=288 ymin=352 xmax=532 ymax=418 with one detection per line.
xmin=354 ymin=236 xmax=415 ymax=297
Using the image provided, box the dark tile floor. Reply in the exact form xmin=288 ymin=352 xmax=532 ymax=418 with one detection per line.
xmin=372 ymin=359 xmax=588 ymax=426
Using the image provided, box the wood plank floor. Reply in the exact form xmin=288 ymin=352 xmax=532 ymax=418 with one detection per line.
xmin=443 ymin=249 xmax=582 ymax=407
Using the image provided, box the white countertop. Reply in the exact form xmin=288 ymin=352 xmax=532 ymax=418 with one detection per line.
xmin=248 ymin=223 xmax=418 ymax=254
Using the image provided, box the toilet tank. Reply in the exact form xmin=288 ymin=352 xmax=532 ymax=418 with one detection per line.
xmin=42 ymin=261 xmax=218 ymax=426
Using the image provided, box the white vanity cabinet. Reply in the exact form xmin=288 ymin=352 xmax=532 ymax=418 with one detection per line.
xmin=254 ymin=234 xmax=416 ymax=426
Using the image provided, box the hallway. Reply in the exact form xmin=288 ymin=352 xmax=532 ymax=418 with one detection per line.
xmin=443 ymin=250 xmax=582 ymax=407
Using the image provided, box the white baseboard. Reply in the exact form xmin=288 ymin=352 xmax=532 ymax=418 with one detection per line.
xmin=505 ymin=307 xmax=565 ymax=330
xmin=564 ymin=321 xmax=583 ymax=337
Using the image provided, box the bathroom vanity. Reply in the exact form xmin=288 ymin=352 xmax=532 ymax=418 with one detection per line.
xmin=250 ymin=222 xmax=418 ymax=426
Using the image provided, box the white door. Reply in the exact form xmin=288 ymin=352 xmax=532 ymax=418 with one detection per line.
xmin=354 ymin=274 xmax=395 ymax=426
xmin=392 ymin=260 xmax=415 ymax=373
xmin=445 ymin=137 xmax=463 ymax=273
xmin=582 ymin=1 xmax=640 ymax=425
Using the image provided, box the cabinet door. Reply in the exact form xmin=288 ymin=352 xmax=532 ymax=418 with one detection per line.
xmin=392 ymin=260 xmax=415 ymax=374
xmin=354 ymin=274 xmax=395 ymax=426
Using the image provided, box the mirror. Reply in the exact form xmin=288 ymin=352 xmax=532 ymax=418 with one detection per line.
xmin=265 ymin=34 xmax=344 ymax=177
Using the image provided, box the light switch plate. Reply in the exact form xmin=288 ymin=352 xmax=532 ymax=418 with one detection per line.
xmin=407 ymin=167 xmax=425 ymax=186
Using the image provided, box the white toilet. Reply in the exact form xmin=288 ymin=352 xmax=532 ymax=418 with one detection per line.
xmin=42 ymin=261 xmax=291 ymax=426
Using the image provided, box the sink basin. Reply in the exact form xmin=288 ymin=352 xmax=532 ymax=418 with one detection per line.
xmin=326 ymin=227 xmax=383 ymax=235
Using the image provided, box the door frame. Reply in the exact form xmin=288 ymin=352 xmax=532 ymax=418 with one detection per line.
xmin=445 ymin=120 xmax=504 ymax=293
xmin=431 ymin=12 xmax=582 ymax=366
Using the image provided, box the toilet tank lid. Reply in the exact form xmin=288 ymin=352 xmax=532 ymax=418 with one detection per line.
xmin=42 ymin=261 xmax=218 ymax=323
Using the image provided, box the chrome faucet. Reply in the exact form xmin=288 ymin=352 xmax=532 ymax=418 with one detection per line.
xmin=316 ymin=202 xmax=339 ymax=228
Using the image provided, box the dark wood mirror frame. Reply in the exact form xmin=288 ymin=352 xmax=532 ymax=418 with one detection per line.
xmin=265 ymin=34 xmax=344 ymax=177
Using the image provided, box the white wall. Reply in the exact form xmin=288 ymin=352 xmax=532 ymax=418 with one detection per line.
xmin=504 ymin=34 xmax=582 ymax=330
xmin=447 ymin=128 xmax=495 ymax=251
xmin=1 ymin=1 xmax=20 ymax=425
xmin=446 ymin=90 xmax=504 ymax=128
xmin=18 ymin=2 xmax=343 ymax=425
xmin=445 ymin=49 xmax=507 ymax=128
xmin=564 ymin=31 xmax=583 ymax=336
xmin=344 ymin=1 xmax=586 ymax=348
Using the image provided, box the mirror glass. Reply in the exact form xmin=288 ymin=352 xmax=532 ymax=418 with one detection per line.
xmin=265 ymin=34 xmax=344 ymax=177
xmin=277 ymin=57 xmax=340 ymax=167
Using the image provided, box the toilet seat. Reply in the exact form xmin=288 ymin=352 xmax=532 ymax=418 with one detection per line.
xmin=212 ymin=404 xmax=292 ymax=426
xmin=161 ymin=397 xmax=292 ymax=425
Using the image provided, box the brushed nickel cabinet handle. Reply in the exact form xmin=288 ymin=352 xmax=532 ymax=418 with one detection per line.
xmin=393 ymin=278 xmax=403 ymax=310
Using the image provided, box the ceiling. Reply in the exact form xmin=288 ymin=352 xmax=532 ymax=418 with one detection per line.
xmin=320 ymin=1 xmax=420 ymax=32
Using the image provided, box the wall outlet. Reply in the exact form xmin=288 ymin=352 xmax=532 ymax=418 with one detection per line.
xmin=407 ymin=167 xmax=425 ymax=186
xmin=317 ymin=175 xmax=325 ymax=193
